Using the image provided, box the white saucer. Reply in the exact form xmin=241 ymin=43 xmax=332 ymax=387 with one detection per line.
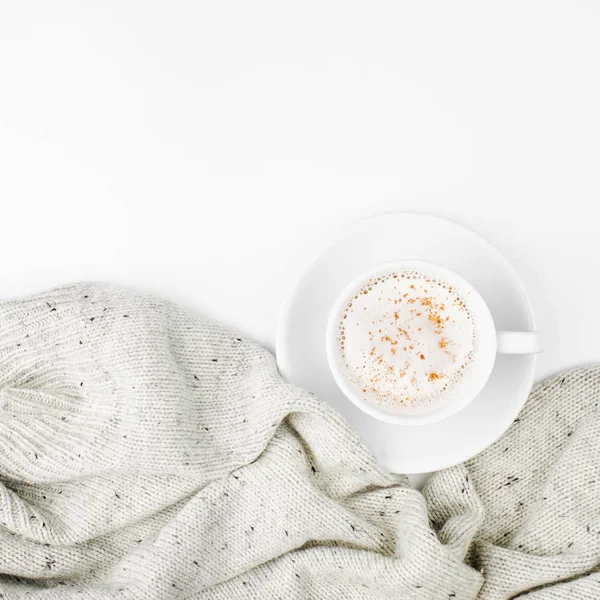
xmin=276 ymin=212 xmax=537 ymax=474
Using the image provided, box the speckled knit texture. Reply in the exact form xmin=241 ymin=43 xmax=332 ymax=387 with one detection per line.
xmin=0 ymin=283 xmax=596 ymax=599
xmin=426 ymin=365 xmax=600 ymax=599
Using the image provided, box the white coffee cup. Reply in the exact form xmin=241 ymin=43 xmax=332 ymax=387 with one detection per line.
xmin=325 ymin=260 xmax=542 ymax=426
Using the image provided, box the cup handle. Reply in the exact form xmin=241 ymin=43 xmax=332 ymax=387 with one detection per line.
xmin=496 ymin=331 xmax=543 ymax=354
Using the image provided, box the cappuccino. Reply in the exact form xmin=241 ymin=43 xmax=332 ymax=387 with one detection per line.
xmin=336 ymin=269 xmax=475 ymax=413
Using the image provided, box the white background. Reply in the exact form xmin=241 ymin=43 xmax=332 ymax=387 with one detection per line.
xmin=1 ymin=2 xmax=599 ymax=387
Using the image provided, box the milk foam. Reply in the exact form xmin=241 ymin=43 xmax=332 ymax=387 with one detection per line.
xmin=337 ymin=270 xmax=475 ymax=413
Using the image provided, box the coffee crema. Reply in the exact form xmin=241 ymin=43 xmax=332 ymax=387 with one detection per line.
xmin=336 ymin=269 xmax=475 ymax=413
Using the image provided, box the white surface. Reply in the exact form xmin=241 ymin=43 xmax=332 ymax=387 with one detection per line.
xmin=1 ymin=3 xmax=599 ymax=451
xmin=277 ymin=213 xmax=537 ymax=473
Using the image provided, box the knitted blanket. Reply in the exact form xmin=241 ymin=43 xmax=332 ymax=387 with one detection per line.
xmin=0 ymin=283 xmax=597 ymax=599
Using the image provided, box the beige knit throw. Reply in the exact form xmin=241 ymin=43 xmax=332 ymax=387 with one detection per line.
xmin=0 ymin=283 xmax=597 ymax=599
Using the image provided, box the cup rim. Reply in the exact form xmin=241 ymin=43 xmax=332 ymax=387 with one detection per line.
xmin=325 ymin=259 xmax=498 ymax=426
